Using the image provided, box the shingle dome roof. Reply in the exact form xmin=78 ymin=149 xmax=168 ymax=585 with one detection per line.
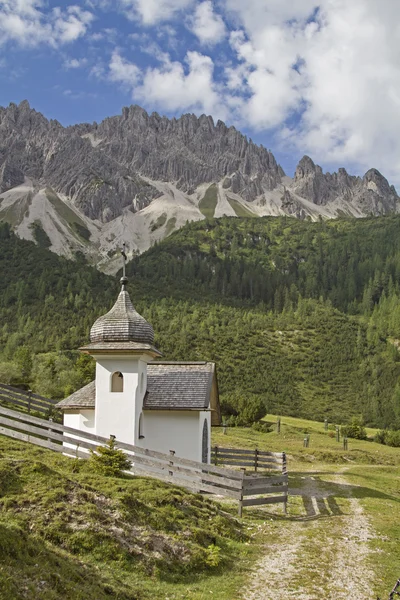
xmin=90 ymin=281 xmax=154 ymax=345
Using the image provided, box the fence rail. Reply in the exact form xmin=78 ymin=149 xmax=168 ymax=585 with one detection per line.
xmin=0 ymin=404 xmax=288 ymax=516
xmin=0 ymin=383 xmax=59 ymax=417
xmin=212 ymin=446 xmax=288 ymax=514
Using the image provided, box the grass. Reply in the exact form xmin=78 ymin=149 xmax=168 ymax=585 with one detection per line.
xmin=45 ymin=188 xmax=91 ymax=242
xmin=0 ymin=434 xmax=257 ymax=600
xmin=1 ymin=412 xmax=399 ymax=598
xmin=199 ymin=184 xmax=218 ymax=218
xmin=214 ymin=414 xmax=400 ymax=598
xmin=0 ymin=193 xmax=32 ymax=227
xmin=150 ymin=213 xmax=167 ymax=232
xmin=226 ymin=196 xmax=256 ymax=218
xmin=213 ymin=413 xmax=400 ymax=465
xmin=165 ymin=216 xmax=177 ymax=236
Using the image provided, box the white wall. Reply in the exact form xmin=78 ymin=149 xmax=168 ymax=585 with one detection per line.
xmin=63 ymin=409 xmax=95 ymax=456
xmin=143 ymin=410 xmax=211 ymax=462
xmin=93 ymin=355 xmax=148 ymax=445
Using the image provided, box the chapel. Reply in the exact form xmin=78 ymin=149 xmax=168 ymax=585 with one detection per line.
xmin=56 ymin=274 xmax=221 ymax=463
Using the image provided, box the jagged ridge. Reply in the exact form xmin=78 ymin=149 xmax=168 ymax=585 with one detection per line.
xmin=0 ymin=100 xmax=399 ymax=269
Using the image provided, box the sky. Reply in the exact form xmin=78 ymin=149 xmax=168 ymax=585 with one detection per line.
xmin=1 ymin=0 xmax=400 ymax=183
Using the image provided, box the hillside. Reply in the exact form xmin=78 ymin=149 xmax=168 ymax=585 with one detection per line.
xmin=1 ymin=216 xmax=400 ymax=428
xmin=0 ymin=101 xmax=399 ymax=272
xmin=129 ymin=214 xmax=400 ymax=313
xmin=0 ymin=435 xmax=246 ymax=600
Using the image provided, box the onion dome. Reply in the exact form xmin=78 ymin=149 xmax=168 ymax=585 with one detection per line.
xmin=90 ymin=276 xmax=155 ymax=345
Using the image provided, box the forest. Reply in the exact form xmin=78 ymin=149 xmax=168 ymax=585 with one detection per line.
xmin=1 ymin=215 xmax=400 ymax=430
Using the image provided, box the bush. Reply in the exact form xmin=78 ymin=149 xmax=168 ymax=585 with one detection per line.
xmin=251 ymin=421 xmax=273 ymax=433
xmin=220 ymin=392 xmax=267 ymax=426
xmin=89 ymin=437 xmax=132 ymax=477
xmin=375 ymin=429 xmax=400 ymax=447
xmin=385 ymin=431 xmax=400 ymax=447
xmin=374 ymin=430 xmax=387 ymax=444
xmin=341 ymin=417 xmax=367 ymax=440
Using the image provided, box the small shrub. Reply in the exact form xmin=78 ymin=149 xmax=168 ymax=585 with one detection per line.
xmin=251 ymin=421 xmax=273 ymax=433
xmin=341 ymin=417 xmax=367 ymax=440
xmin=89 ymin=437 xmax=132 ymax=477
xmin=374 ymin=430 xmax=387 ymax=445
xmin=204 ymin=544 xmax=221 ymax=568
xmin=221 ymin=393 xmax=267 ymax=426
xmin=384 ymin=430 xmax=400 ymax=448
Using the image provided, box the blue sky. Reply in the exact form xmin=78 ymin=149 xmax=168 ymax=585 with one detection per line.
xmin=1 ymin=0 xmax=400 ymax=183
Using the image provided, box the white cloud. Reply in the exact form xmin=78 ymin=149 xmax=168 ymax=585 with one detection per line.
xmin=220 ymin=0 xmax=400 ymax=181
xmin=120 ymin=0 xmax=193 ymax=25
xmin=109 ymin=50 xmax=141 ymax=87
xmin=0 ymin=0 xmax=94 ymax=47
xmin=63 ymin=88 xmax=97 ymax=99
xmin=108 ymin=49 xmax=226 ymax=117
xmin=63 ymin=57 xmax=88 ymax=69
xmin=188 ymin=1 xmax=226 ymax=46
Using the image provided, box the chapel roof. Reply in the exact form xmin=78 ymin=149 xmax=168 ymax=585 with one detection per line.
xmin=83 ymin=276 xmax=160 ymax=355
xmin=56 ymin=362 xmax=221 ymax=425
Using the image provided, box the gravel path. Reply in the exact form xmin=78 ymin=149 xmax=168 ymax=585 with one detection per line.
xmin=242 ymin=471 xmax=376 ymax=600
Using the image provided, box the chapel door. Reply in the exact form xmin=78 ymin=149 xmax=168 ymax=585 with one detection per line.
xmin=202 ymin=419 xmax=208 ymax=463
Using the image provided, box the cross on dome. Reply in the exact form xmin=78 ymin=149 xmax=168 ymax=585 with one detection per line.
xmin=80 ymin=246 xmax=161 ymax=357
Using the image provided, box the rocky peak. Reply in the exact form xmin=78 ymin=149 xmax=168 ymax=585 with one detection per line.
xmin=363 ymin=168 xmax=393 ymax=197
xmin=294 ymin=155 xmax=323 ymax=180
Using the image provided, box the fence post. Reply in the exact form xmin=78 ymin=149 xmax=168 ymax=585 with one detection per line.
xmin=222 ymin=422 xmax=227 ymax=435
xmin=47 ymin=417 xmax=53 ymax=443
xmin=28 ymin=389 xmax=32 ymax=414
xmin=169 ymin=450 xmax=175 ymax=476
xmin=254 ymin=448 xmax=258 ymax=472
xmin=324 ymin=418 xmax=328 ymax=431
xmin=277 ymin=418 xmax=281 ymax=434
xmin=336 ymin=426 xmax=340 ymax=442
xmin=283 ymin=452 xmax=288 ymax=514
xmin=238 ymin=468 xmax=246 ymax=518
xmin=214 ymin=445 xmax=218 ymax=466
xmin=343 ymin=436 xmax=348 ymax=451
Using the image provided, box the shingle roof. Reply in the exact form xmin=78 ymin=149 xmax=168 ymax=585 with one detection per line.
xmin=144 ymin=362 xmax=214 ymax=410
xmin=79 ymin=341 xmax=162 ymax=356
xmin=57 ymin=380 xmax=95 ymax=409
xmin=56 ymin=362 xmax=218 ymax=415
xmin=90 ymin=284 xmax=155 ymax=346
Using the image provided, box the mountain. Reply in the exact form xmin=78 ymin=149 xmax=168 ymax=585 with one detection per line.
xmin=0 ymin=100 xmax=399 ymax=272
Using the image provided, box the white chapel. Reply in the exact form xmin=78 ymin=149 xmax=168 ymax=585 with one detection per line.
xmin=56 ymin=274 xmax=221 ymax=463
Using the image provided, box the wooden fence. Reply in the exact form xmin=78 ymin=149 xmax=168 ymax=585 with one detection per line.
xmin=0 ymin=382 xmax=59 ymax=418
xmin=212 ymin=446 xmax=288 ymax=514
xmin=0 ymin=404 xmax=288 ymax=516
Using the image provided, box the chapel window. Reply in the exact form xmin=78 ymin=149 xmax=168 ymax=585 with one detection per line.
xmin=138 ymin=412 xmax=144 ymax=439
xmin=111 ymin=371 xmax=124 ymax=392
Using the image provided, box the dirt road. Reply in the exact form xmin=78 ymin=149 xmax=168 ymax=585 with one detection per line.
xmin=243 ymin=471 xmax=376 ymax=600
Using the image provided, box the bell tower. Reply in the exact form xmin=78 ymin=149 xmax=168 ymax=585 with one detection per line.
xmin=79 ymin=273 xmax=161 ymax=445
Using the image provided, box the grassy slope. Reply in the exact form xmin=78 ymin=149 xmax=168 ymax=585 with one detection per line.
xmin=0 ymin=415 xmax=399 ymax=598
xmin=0 ymin=435 xmax=254 ymax=600
xmin=213 ymin=416 xmax=400 ymax=598
xmin=199 ymin=184 xmax=218 ymax=218
xmin=226 ymin=196 xmax=256 ymax=217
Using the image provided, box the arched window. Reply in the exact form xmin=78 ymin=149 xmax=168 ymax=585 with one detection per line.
xmin=140 ymin=372 xmax=145 ymax=393
xmin=138 ymin=412 xmax=144 ymax=439
xmin=202 ymin=419 xmax=209 ymax=463
xmin=111 ymin=371 xmax=124 ymax=392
